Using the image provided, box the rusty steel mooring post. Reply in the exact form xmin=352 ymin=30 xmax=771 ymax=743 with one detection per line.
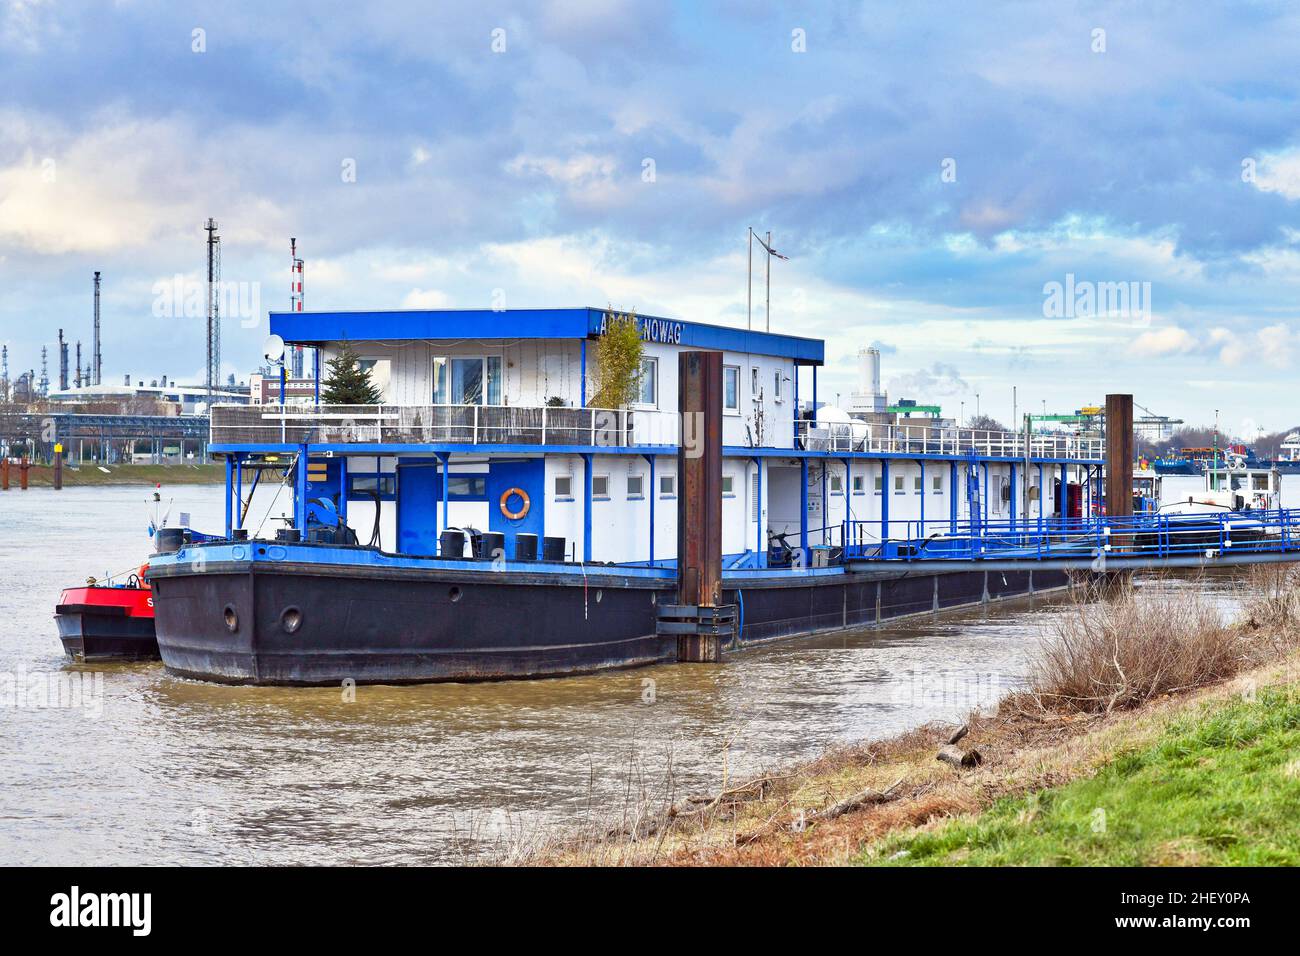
xmin=53 ymin=443 xmax=63 ymax=490
xmin=1 ymin=457 xmax=8 ymax=491
xmin=19 ymin=456 xmax=29 ymax=491
xmin=1105 ymin=394 xmax=1134 ymax=552
xmin=675 ymin=350 xmax=724 ymax=662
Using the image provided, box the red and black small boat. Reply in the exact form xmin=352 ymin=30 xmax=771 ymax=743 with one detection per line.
xmin=55 ymin=568 xmax=158 ymax=661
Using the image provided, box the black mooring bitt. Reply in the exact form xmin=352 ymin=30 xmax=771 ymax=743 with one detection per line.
xmin=655 ymin=604 xmax=737 ymax=637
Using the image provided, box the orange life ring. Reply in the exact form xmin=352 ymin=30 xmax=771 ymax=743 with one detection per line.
xmin=500 ymin=487 xmax=530 ymax=520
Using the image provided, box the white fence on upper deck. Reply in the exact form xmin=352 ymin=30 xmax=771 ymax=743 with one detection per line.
xmin=210 ymin=405 xmax=1103 ymax=459
xmin=209 ymin=404 xmax=683 ymax=448
xmin=795 ymin=420 xmax=1104 ymax=460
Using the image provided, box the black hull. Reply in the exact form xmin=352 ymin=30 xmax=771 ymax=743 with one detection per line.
xmin=55 ymin=606 xmax=159 ymax=662
xmin=150 ymin=559 xmax=1068 ymax=685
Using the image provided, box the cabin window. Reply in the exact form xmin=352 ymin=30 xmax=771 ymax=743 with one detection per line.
xmin=627 ymin=474 xmax=644 ymax=498
xmin=554 ymin=475 xmax=573 ymax=498
xmin=592 ymin=475 xmax=610 ymax=499
xmin=446 ymin=475 xmax=487 ymax=499
xmin=830 ymin=473 xmax=843 ymax=493
xmin=751 ymin=368 xmax=760 ymax=398
xmin=853 ymin=475 xmax=865 ymax=493
xmin=751 ymin=472 xmax=761 ymax=518
xmin=660 ymin=474 xmax=676 ymax=496
xmin=773 ymin=370 xmax=783 ymax=401
xmin=432 ymin=355 xmax=501 ymax=405
xmin=874 ymin=476 xmax=883 ymax=492
xmin=637 ymin=358 xmax=658 ymax=406
xmin=913 ymin=475 xmax=923 ymax=493
xmin=894 ymin=475 xmax=905 ymax=493
xmin=348 ymin=474 xmax=396 ymax=498
xmin=724 ymin=366 xmax=740 ymax=412
xmin=932 ymin=474 xmax=943 ymax=493
xmin=721 ymin=475 xmax=734 ymax=495
xmin=1028 ymin=484 xmax=1040 ymax=501
xmin=1253 ymin=474 xmax=1269 ymax=491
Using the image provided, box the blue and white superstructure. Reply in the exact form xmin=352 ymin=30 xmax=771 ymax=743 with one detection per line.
xmin=146 ymin=307 xmax=1106 ymax=684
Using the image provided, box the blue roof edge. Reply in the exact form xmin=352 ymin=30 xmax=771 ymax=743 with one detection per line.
xmin=269 ymin=307 xmax=824 ymax=364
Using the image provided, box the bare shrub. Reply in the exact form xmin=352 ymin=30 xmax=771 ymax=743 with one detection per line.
xmin=1027 ymin=577 xmax=1256 ymax=714
xmin=1240 ymin=563 xmax=1300 ymax=636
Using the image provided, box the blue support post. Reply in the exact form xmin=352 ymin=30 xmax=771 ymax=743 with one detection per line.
xmin=233 ymin=454 xmax=242 ymax=533
xmin=313 ymin=348 xmax=320 ymax=405
xmin=843 ymin=457 xmax=852 ymax=547
xmin=279 ymin=365 xmax=286 ymax=404
xmin=294 ymin=444 xmax=309 ymax=532
xmin=799 ymin=456 xmax=809 ymax=559
xmin=438 ymin=452 xmax=449 ymax=541
xmin=224 ymin=455 xmax=234 ymax=538
xmin=580 ymin=339 xmax=587 ymax=408
xmin=919 ymin=459 xmax=925 ymax=539
xmin=645 ymin=453 xmax=656 ymax=565
xmin=338 ymin=455 xmax=348 ymax=524
xmin=812 ymin=365 xmax=818 ymax=417
xmin=754 ymin=456 xmax=764 ymax=565
xmin=881 ymin=459 xmax=890 ymax=542
xmin=581 ymin=452 xmax=593 ymax=562
xmin=949 ymin=461 xmax=958 ymax=532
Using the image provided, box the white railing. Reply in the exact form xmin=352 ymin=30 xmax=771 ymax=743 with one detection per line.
xmin=795 ymin=420 xmax=1105 ymax=460
xmin=210 ymin=404 xmax=682 ymax=448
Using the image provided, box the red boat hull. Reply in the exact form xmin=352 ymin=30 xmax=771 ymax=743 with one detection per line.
xmin=55 ymin=586 xmax=158 ymax=662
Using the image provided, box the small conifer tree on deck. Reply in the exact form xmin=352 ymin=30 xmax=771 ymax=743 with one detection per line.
xmin=321 ymin=342 xmax=382 ymax=405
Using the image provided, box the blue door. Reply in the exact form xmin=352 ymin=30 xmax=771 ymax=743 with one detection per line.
xmin=397 ymin=463 xmax=440 ymax=555
xmin=487 ymin=460 xmax=545 ymax=557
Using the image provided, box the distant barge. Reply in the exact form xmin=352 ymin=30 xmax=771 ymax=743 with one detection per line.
xmin=55 ymin=580 xmax=157 ymax=662
xmin=147 ymin=307 xmax=1104 ymax=685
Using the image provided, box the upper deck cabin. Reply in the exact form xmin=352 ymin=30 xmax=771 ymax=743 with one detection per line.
xmin=213 ymin=307 xmax=823 ymax=451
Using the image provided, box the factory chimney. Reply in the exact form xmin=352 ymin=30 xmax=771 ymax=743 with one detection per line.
xmin=74 ymin=341 xmax=82 ymax=388
xmin=92 ymin=271 xmax=102 ymax=386
xmin=58 ymin=329 xmax=69 ymax=390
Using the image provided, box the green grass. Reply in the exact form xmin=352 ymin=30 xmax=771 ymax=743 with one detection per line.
xmin=22 ymin=463 xmax=225 ymax=487
xmin=867 ymin=687 xmax=1300 ymax=866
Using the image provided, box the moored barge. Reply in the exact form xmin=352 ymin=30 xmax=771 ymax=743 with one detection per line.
xmin=147 ymin=307 xmax=1104 ymax=685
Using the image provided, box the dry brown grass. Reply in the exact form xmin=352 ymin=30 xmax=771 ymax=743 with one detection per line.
xmin=524 ymin=568 xmax=1300 ymax=866
xmin=1020 ymin=577 xmax=1258 ymax=714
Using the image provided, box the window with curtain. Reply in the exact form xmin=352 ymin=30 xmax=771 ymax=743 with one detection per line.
xmin=432 ymin=356 xmax=502 ymax=405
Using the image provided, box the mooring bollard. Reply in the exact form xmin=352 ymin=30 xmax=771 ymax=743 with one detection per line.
xmin=19 ymin=456 xmax=30 ymax=491
xmin=53 ymin=444 xmax=63 ymax=490
xmin=1 ymin=457 xmax=8 ymax=491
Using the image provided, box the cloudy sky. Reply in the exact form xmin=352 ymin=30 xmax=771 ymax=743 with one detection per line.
xmin=2 ymin=1 xmax=1299 ymax=434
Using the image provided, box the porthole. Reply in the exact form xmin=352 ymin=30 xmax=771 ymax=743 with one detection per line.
xmin=222 ymin=605 xmax=239 ymax=633
xmin=280 ymin=606 xmax=303 ymax=634
xmin=449 ymin=586 xmax=462 ymax=603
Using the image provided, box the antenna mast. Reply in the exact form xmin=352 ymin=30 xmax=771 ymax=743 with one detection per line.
xmin=92 ymin=270 xmax=102 ymax=385
xmin=205 ymin=219 xmax=221 ymax=399
xmin=290 ymin=237 xmax=305 ymax=377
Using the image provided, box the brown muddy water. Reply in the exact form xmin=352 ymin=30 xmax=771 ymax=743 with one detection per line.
xmin=0 ymin=483 xmax=1253 ymax=865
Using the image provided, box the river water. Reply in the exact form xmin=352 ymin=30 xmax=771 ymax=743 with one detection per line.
xmin=0 ymin=478 xmax=1261 ymax=865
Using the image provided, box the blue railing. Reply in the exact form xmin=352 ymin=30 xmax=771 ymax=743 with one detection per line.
xmin=840 ymin=507 xmax=1300 ymax=563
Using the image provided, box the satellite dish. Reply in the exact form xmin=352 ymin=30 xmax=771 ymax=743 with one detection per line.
xmin=262 ymin=334 xmax=285 ymax=364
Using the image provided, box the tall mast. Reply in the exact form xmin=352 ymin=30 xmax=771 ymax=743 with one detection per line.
xmin=205 ymin=219 xmax=221 ymax=399
xmin=92 ymin=271 xmax=102 ymax=385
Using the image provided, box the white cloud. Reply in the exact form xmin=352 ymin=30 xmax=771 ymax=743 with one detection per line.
xmin=400 ymin=288 xmax=451 ymax=309
xmin=1132 ymin=325 xmax=1197 ymax=356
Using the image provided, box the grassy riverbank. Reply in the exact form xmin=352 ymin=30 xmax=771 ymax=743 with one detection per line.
xmin=9 ymin=463 xmax=224 ymax=487
xmin=529 ymin=570 xmax=1300 ymax=866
